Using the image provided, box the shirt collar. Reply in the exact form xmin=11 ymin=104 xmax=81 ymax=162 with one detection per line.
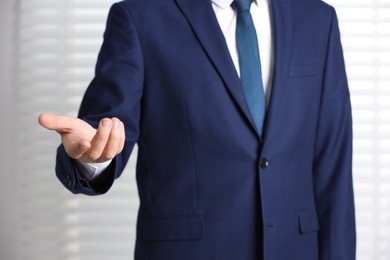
xmin=211 ymin=0 xmax=232 ymax=9
xmin=211 ymin=0 xmax=260 ymax=10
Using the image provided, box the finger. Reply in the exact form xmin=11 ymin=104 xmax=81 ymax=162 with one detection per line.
xmin=65 ymin=139 xmax=91 ymax=160
xmin=117 ymin=121 xmax=125 ymax=154
xmin=100 ymin=118 xmax=124 ymax=161
xmin=84 ymin=118 xmax=113 ymax=161
xmin=38 ymin=113 xmax=74 ymax=133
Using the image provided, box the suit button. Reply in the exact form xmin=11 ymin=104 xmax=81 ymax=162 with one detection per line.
xmin=64 ymin=175 xmax=72 ymax=186
xmin=260 ymin=158 xmax=269 ymax=169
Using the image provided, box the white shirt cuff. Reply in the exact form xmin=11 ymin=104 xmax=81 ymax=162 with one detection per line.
xmin=75 ymin=160 xmax=112 ymax=181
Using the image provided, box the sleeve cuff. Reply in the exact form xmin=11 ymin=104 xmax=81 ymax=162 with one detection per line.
xmin=74 ymin=160 xmax=112 ymax=181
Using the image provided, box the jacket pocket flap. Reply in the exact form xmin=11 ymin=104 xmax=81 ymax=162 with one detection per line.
xmin=298 ymin=210 xmax=319 ymax=234
xmin=137 ymin=215 xmax=204 ymax=241
xmin=289 ymin=64 xmax=320 ymax=77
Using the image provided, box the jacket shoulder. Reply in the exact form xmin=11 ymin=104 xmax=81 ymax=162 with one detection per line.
xmin=291 ymin=0 xmax=336 ymax=15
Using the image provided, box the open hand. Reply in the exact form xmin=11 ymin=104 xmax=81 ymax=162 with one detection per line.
xmin=38 ymin=113 xmax=125 ymax=163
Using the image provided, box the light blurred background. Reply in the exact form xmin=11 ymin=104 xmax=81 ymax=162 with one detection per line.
xmin=0 ymin=0 xmax=389 ymax=259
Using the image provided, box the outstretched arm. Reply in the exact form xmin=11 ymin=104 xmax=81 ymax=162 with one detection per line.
xmin=39 ymin=2 xmax=144 ymax=195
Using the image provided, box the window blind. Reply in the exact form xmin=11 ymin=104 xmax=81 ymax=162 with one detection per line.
xmin=16 ymin=0 xmax=390 ymax=260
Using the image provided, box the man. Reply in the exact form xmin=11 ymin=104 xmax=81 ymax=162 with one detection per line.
xmin=39 ymin=0 xmax=356 ymax=259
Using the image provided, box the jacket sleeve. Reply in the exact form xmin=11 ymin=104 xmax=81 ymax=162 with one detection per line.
xmin=313 ymin=8 xmax=356 ymax=260
xmin=55 ymin=2 xmax=144 ymax=195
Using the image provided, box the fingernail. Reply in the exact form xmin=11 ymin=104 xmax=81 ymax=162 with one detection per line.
xmin=102 ymin=120 xmax=111 ymax=128
xmin=113 ymin=120 xmax=120 ymax=129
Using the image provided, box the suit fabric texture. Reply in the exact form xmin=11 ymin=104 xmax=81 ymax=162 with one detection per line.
xmin=55 ymin=0 xmax=356 ymax=259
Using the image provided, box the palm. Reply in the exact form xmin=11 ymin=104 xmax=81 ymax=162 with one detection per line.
xmin=38 ymin=113 xmax=125 ymax=163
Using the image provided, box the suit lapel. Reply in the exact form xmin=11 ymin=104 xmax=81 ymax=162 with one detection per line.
xmin=174 ymin=0 xmax=293 ymax=140
xmin=262 ymin=0 xmax=293 ymax=142
xmin=174 ymin=0 xmax=259 ymax=135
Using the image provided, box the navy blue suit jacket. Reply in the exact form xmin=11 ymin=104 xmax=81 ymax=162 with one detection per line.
xmin=56 ymin=0 xmax=356 ymax=259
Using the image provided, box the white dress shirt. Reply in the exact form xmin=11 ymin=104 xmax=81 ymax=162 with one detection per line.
xmin=77 ymin=0 xmax=274 ymax=180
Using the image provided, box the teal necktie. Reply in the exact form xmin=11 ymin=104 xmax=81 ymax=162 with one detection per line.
xmin=232 ymin=0 xmax=266 ymax=135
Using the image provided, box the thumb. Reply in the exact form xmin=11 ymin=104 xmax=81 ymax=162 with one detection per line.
xmin=38 ymin=113 xmax=74 ymax=134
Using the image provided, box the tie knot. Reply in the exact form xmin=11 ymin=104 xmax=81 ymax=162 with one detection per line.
xmin=231 ymin=0 xmax=253 ymax=12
